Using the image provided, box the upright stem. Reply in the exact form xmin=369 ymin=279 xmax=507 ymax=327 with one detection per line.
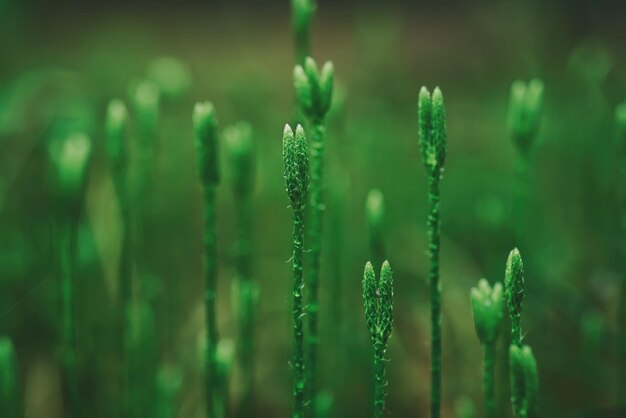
xmin=483 ymin=343 xmax=496 ymax=418
xmin=307 ymin=122 xmax=325 ymax=412
xmin=59 ymin=219 xmax=80 ymax=418
xmin=428 ymin=175 xmax=442 ymax=418
xmin=374 ymin=340 xmax=387 ymax=418
xmin=292 ymin=209 xmax=306 ymax=418
xmin=235 ymin=190 xmax=255 ymax=417
xmin=203 ymin=186 xmax=222 ymax=418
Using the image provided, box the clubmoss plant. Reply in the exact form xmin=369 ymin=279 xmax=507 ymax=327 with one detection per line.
xmin=48 ymin=131 xmax=92 ymax=418
xmin=509 ymin=344 xmax=539 ymax=418
xmin=0 ymin=337 xmax=23 ymax=418
xmin=193 ymin=101 xmax=224 ymax=418
xmin=294 ymin=56 xmax=333 ymax=412
xmin=418 ymin=86 xmax=447 ymax=418
xmin=365 ymin=189 xmax=386 ymax=270
xmin=507 ymin=79 xmax=544 ymax=242
xmin=504 ymin=248 xmax=524 ymax=347
xmin=470 ymin=279 xmax=504 ymax=418
xmin=291 ymin=0 xmax=316 ymax=65
xmin=224 ymin=121 xmax=258 ymax=416
xmin=362 ymin=261 xmax=394 ymax=418
xmin=283 ymin=124 xmax=309 ymax=418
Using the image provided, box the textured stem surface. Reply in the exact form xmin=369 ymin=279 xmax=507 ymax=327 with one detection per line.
xmin=59 ymin=220 xmax=80 ymax=418
xmin=374 ymin=340 xmax=387 ymax=418
xmin=428 ymin=176 xmax=442 ymax=418
xmin=203 ymin=186 xmax=222 ymax=418
xmin=292 ymin=210 xmax=306 ymax=418
xmin=483 ymin=343 xmax=496 ymax=418
xmin=307 ymin=122 xmax=325 ymax=413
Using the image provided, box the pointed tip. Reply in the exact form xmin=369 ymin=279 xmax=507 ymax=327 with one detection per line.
xmin=419 ymin=86 xmax=431 ymax=98
xmin=364 ymin=261 xmax=374 ymax=274
xmin=283 ymin=123 xmax=293 ymax=137
xmin=295 ymin=124 xmax=306 ymax=138
xmin=432 ymin=86 xmax=444 ymax=102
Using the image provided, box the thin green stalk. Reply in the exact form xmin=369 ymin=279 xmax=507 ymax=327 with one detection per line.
xmin=48 ymin=132 xmax=91 ymax=418
xmin=0 ymin=337 xmax=24 ymax=418
xmin=291 ymin=0 xmax=316 ymax=65
xmin=483 ymin=343 xmax=496 ymax=418
xmin=224 ymin=122 xmax=257 ymax=416
xmin=193 ymin=102 xmax=223 ymax=418
xmin=294 ymin=57 xmax=333 ymax=414
xmin=283 ymin=124 xmax=309 ymax=418
xmin=363 ymin=261 xmax=394 ymax=418
xmin=509 ymin=345 xmax=539 ymax=418
xmin=470 ymin=279 xmax=504 ymax=418
xmin=615 ymin=99 xmax=626 ymax=404
xmin=418 ymin=86 xmax=447 ymax=418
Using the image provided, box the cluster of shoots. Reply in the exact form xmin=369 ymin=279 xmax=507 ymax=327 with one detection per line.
xmin=283 ymin=124 xmax=309 ymax=418
xmin=417 ymin=86 xmax=447 ymax=418
xmin=362 ymin=261 xmax=394 ymax=418
xmin=507 ymin=79 xmax=545 ymax=155
xmin=294 ymin=55 xmax=334 ymax=413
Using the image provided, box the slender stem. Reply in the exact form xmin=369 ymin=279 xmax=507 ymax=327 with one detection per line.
xmin=428 ymin=175 xmax=442 ymax=418
xmin=235 ymin=189 xmax=255 ymax=417
xmin=483 ymin=343 xmax=496 ymax=418
xmin=292 ymin=209 xmax=306 ymax=418
xmin=59 ymin=219 xmax=80 ymax=418
xmin=374 ymin=340 xmax=387 ymax=418
xmin=307 ymin=122 xmax=325 ymax=412
xmin=203 ymin=186 xmax=222 ymax=418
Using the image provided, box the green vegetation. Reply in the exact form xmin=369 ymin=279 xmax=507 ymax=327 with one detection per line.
xmin=293 ymin=56 xmax=333 ymax=412
xmin=509 ymin=345 xmax=539 ymax=418
xmin=193 ymin=102 xmax=225 ymax=418
xmin=470 ymin=279 xmax=504 ymax=418
xmin=283 ymin=124 xmax=309 ymax=418
xmin=0 ymin=337 xmax=23 ymax=418
xmin=417 ymin=86 xmax=447 ymax=418
xmin=362 ymin=261 xmax=394 ymax=418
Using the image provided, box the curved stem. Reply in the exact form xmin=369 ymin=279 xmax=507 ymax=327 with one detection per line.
xmin=428 ymin=175 xmax=442 ymax=418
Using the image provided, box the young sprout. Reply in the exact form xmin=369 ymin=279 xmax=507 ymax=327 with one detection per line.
xmin=294 ymin=56 xmax=334 ymax=413
xmin=470 ymin=279 xmax=504 ymax=418
xmin=283 ymin=124 xmax=309 ymax=418
xmin=193 ymin=102 xmax=224 ymax=418
xmin=362 ymin=261 xmax=394 ymax=418
xmin=418 ymin=86 xmax=447 ymax=418
xmin=507 ymin=79 xmax=544 ymax=155
xmin=224 ymin=121 xmax=257 ymax=416
xmin=504 ymin=248 xmax=524 ymax=347
xmin=291 ymin=0 xmax=316 ymax=65
xmin=365 ymin=189 xmax=386 ymax=270
xmin=509 ymin=344 xmax=539 ymax=418
xmin=0 ymin=337 xmax=23 ymax=418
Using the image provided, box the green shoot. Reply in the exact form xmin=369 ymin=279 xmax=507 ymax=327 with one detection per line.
xmin=294 ymin=56 xmax=334 ymax=414
xmin=291 ymin=0 xmax=316 ymax=65
xmin=0 ymin=337 xmax=23 ymax=418
xmin=470 ymin=279 xmax=504 ymax=418
xmin=48 ymin=131 xmax=92 ymax=418
xmin=193 ymin=101 xmax=224 ymax=418
xmin=365 ymin=188 xmax=386 ymax=270
xmin=224 ymin=121 xmax=258 ymax=416
xmin=363 ymin=261 xmax=394 ymax=418
xmin=283 ymin=124 xmax=309 ymax=418
xmin=504 ymin=248 xmax=524 ymax=347
xmin=509 ymin=345 xmax=539 ymax=418
xmin=147 ymin=57 xmax=192 ymax=102
xmin=418 ymin=86 xmax=447 ymax=418
xmin=507 ymin=79 xmax=544 ymax=156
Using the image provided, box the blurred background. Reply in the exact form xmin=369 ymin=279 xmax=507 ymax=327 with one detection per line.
xmin=1 ymin=0 xmax=626 ymax=417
